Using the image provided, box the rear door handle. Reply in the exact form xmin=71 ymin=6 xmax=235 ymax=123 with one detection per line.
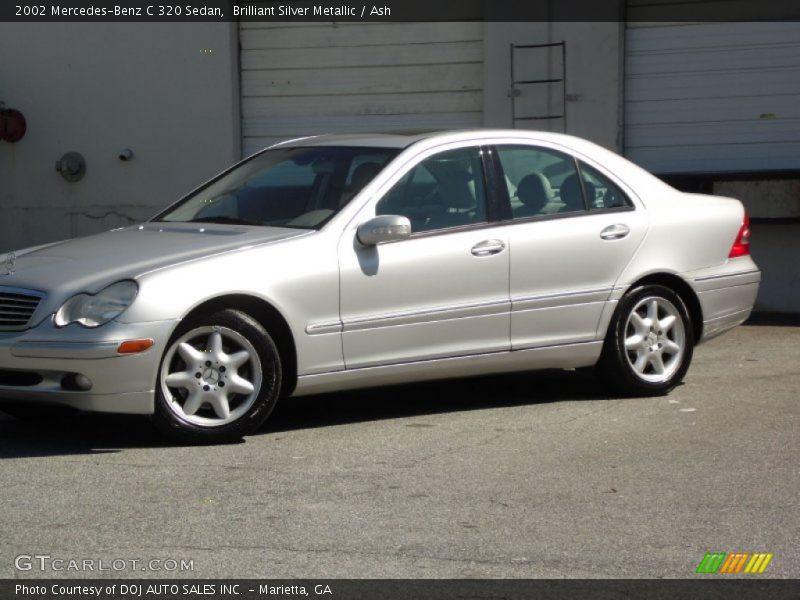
xmin=600 ymin=224 xmax=630 ymax=240
xmin=471 ymin=239 xmax=506 ymax=257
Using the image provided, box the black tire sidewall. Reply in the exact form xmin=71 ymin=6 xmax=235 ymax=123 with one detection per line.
xmin=600 ymin=284 xmax=694 ymax=396
xmin=153 ymin=309 xmax=281 ymax=444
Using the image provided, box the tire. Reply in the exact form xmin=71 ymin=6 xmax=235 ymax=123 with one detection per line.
xmin=597 ymin=284 xmax=694 ymax=397
xmin=153 ymin=309 xmax=282 ymax=444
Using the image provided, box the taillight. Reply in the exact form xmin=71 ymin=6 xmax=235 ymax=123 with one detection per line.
xmin=729 ymin=212 xmax=751 ymax=258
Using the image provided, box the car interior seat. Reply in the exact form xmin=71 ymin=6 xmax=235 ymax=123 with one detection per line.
xmin=513 ymin=173 xmax=552 ymax=218
xmin=424 ymin=170 xmax=479 ymax=230
xmin=559 ymin=174 xmax=592 ymax=212
xmin=339 ymin=162 xmax=383 ymax=207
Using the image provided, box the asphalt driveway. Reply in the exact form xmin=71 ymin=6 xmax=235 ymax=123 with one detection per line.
xmin=1 ymin=324 xmax=797 ymax=578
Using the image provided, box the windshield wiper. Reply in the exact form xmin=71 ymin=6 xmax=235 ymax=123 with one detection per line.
xmin=187 ymin=216 xmax=262 ymax=226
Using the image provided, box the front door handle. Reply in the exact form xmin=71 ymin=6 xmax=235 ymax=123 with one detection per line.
xmin=471 ymin=239 xmax=506 ymax=257
xmin=600 ymin=224 xmax=630 ymax=240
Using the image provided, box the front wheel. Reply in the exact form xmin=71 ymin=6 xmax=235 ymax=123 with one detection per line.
xmin=597 ymin=284 xmax=694 ymax=397
xmin=153 ymin=309 xmax=281 ymax=444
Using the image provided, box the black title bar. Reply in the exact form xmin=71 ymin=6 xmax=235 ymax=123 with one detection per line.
xmin=3 ymin=0 xmax=800 ymax=22
xmin=4 ymin=579 xmax=800 ymax=600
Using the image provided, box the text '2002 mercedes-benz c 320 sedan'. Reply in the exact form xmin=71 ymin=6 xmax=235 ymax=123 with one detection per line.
xmin=0 ymin=130 xmax=759 ymax=443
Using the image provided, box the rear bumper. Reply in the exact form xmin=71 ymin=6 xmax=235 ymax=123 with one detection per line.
xmin=0 ymin=318 xmax=177 ymax=415
xmin=692 ymin=265 xmax=760 ymax=343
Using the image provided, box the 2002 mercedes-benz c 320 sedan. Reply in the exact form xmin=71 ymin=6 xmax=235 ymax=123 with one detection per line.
xmin=0 ymin=130 xmax=760 ymax=442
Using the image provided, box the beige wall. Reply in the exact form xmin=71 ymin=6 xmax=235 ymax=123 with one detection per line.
xmin=0 ymin=23 xmax=240 ymax=252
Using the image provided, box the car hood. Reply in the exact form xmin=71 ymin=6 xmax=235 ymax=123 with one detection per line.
xmin=0 ymin=223 xmax=308 ymax=295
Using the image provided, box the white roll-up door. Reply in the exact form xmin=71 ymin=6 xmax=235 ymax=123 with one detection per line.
xmin=239 ymin=23 xmax=484 ymax=156
xmin=624 ymin=22 xmax=800 ymax=174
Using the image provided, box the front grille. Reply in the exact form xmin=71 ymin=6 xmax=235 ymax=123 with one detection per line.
xmin=0 ymin=288 xmax=44 ymax=331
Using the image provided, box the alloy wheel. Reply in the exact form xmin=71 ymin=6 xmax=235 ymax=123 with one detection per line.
xmin=160 ymin=326 xmax=262 ymax=427
xmin=623 ymin=296 xmax=686 ymax=383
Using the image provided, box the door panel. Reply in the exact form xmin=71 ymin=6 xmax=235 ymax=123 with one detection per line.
xmin=340 ymin=227 xmax=511 ymax=369
xmin=508 ymin=212 xmax=646 ymax=349
xmin=338 ymin=146 xmax=510 ymax=369
xmin=493 ymin=144 xmax=647 ymax=349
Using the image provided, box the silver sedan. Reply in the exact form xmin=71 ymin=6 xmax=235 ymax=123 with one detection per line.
xmin=0 ymin=130 xmax=760 ymax=443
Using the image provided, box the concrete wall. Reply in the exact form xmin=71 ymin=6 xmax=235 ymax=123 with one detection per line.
xmin=483 ymin=22 xmax=624 ymax=152
xmin=0 ymin=23 xmax=240 ymax=253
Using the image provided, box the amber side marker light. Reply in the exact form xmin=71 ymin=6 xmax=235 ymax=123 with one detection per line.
xmin=117 ymin=339 xmax=155 ymax=354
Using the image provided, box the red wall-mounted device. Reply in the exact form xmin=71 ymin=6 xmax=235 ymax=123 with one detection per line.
xmin=0 ymin=106 xmax=27 ymax=143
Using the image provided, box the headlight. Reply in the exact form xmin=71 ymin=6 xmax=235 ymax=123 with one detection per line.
xmin=54 ymin=280 xmax=138 ymax=328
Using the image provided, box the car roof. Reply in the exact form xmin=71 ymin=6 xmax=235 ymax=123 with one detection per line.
xmin=268 ymin=129 xmax=581 ymax=150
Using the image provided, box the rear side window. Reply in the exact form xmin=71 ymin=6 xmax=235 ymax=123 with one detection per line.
xmin=578 ymin=162 xmax=632 ymax=210
xmin=495 ymin=146 xmax=585 ymax=218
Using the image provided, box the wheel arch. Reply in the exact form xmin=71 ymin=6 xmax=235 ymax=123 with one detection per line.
xmin=625 ymin=273 xmax=703 ymax=343
xmin=177 ymin=294 xmax=298 ymax=397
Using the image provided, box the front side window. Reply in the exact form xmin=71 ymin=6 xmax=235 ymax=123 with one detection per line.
xmin=496 ymin=146 xmax=585 ymax=218
xmin=155 ymin=146 xmax=398 ymax=229
xmin=376 ymin=147 xmax=487 ymax=233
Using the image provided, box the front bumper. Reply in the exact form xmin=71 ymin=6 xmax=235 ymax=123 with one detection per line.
xmin=0 ymin=318 xmax=178 ymax=415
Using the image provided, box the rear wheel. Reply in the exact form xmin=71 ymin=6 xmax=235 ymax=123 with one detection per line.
xmin=153 ymin=309 xmax=281 ymax=444
xmin=597 ymin=284 xmax=694 ymax=396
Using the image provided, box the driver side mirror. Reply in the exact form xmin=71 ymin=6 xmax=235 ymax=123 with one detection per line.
xmin=357 ymin=215 xmax=412 ymax=246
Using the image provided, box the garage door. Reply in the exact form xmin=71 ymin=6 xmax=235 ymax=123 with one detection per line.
xmin=624 ymin=22 xmax=800 ymax=174
xmin=239 ymin=22 xmax=484 ymax=156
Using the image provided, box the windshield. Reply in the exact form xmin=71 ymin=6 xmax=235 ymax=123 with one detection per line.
xmin=154 ymin=146 xmax=399 ymax=229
